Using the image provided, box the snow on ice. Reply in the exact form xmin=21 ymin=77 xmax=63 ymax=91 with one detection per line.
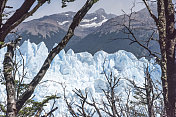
xmin=0 ymin=40 xmax=161 ymax=116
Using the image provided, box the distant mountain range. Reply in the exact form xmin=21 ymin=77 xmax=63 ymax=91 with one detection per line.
xmin=11 ymin=7 xmax=159 ymax=58
xmin=13 ymin=8 xmax=116 ymax=51
xmin=71 ymin=6 xmax=159 ymax=58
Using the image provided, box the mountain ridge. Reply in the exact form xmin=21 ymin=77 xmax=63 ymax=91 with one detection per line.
xmin=10 ymin=7 xmax=159 ymax=57
xmin=12 ymin=8 xmax=116 ymax=51
xmin=70 ymin=6 xmax=159 ymax=58
xmin=17 ymin=8 xmax=116 ymax=38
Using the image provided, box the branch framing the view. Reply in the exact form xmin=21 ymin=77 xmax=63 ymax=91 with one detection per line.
xmin=16 ymin=0 xmax=99 ymax=113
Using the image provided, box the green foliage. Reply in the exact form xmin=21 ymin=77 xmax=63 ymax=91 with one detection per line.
xmin=0 ymin=104 xmax=6 ymax=115
xmin=93 ymin=0 xmax=99 ymax=3
xmin=62 ymin=0 xmax=75 ymax=8
xmin=1 ymin=14 xmax=8 ymax=19
xmin=37 ymin=0 xmax=99 ymax=8
xmin=0 ymin=76 xmax=60 ymax=116
xmin=61 ymin=0 xmax=99 ymax=8
xmin=0 ymin=42 xmax=4 ymax=46
xmin=15 ymin=77 xmax=60 ymax=116
xmin=0 ymin=81 xmax=5 ymax=85
xmin=18 ymin=95 xmax=60 ymax=117
xmin=15 ymin=80 xmax=28 ymax=98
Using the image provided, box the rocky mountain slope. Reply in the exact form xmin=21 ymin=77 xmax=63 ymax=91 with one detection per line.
xmin=14 ymin=8 xmax=116 ymax=51
xmin=70 ymin=6 xmax=159 ymax=58
xmin=11 ymin=6 xmax=159 ymax=57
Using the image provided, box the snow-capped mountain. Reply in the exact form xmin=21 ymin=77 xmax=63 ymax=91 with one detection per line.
xmin=71 ymin=5 xmax=159 ymax=58
xmin=12 ymin=8 xmax=116 ymax=51
xmin=57 ymin=8 xmax=116 ymax=37
xmin=0 ymin=41 xmax=161 ymax=116
xmin=11 ymin=6 xmax=160 ymax=58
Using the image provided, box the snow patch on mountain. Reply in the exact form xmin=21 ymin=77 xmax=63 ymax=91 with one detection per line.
xmin=0 ymin=41 xmax=161 ymax=116
xmin=82 ymin=17 xmax=98 ymax=23
xmin=57 ymin=20 xmax=69 ymax=25
xmin=65 ymin=14 xmax=69 ymax=16
xmin=80 ymin=19 xmax=108 ymax=28
xmin=80 ymin=15 xmax=108 ymax=28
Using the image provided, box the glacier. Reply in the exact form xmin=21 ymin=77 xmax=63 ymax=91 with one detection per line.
xmin=0 ymin=40 xmax=161 ymax=116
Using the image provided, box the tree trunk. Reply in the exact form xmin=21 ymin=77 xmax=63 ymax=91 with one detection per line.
xmin=156 ymin=0 xmax=169 ymax=116
xmin=164 ymin=0 xmax=176 ymax=116
xmin=16 ymin=0 xmax=97 ymax=113
xmin=155 ymin=0 xmax=176 ymax=116
xmin=3 ymin=44 xmax=16 ymax=117
xmin=166 ymin=56 xmax=176 ymax=117
xmin=145 ymin=68 xmax=155 ymax=117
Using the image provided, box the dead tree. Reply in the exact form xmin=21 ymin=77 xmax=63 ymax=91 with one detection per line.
xmin=61 ymin=82 xmax=102 ymax=117
xmin=100 ymin=72 xmax=121 ymax=117
xmin=127 ymin=65 xmax=163 ymax=117
xmin=119 ymin=0 xmax=176 ymax=116
xmin=63 ymin=68 xmax=147 ymax=117
xmin=62 ymin=60 xmax=165 ymax=117
xmin=139 ymin=1 xmax=176 ymax=116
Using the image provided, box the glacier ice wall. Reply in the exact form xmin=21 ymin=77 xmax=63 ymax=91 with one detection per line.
xmin=0 ymin=40 xmax=161 ymax=116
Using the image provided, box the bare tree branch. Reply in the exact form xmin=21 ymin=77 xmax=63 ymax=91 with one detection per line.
xmin=41 ymin=107 xmax=58 ymax=117
xmin=62 ymin=84 xmax=78 ymax=117
xmin=142 ymin=0 xmax=158 ymax=24
xmin=16 ymin=0 xmax=98 ymax=113
xmin=124 ymin=24 xmax=160 ymax=61
xmin=0 ymin=0 xmax=8 ymax=27
xmin=0 ymin=0 xmax=35 ymax=42
xmin=0 ymin=0 xmax=48 ymax=42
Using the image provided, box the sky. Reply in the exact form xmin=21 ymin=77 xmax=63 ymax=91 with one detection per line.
xmin=7 ymin=0 xmax=146 ymax=21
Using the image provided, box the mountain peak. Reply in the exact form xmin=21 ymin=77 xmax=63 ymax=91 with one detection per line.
xmin=95 ymin=8 xmax=106 ymax=14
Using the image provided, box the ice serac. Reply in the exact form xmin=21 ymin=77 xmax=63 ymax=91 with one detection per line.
xmin=0 ymin=41 xmax=161 ymax=116
xmin=20 ymin=39 xmax=36 ymax=57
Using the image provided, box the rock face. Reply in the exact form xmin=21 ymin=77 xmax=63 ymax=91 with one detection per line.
xmin=11 ymin=6 xmax=159 ymax=57
xmin=70 ymin=6 xmax=159 ymax=58
xmin=11 ymin=8 xmax=116 ymax=51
